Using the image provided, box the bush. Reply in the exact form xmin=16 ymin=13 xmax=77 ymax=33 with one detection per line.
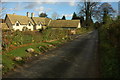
xmin=99 ymin=19 xmax=120 ymax=78
xmin=2 ymin=29 xmax=71 ymax=51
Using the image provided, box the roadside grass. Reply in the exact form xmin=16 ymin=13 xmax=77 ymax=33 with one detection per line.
xmin=76 ymin=28 xmax=92 ymax=34
xmin=2 ymin=55 xmax=14 ymax=73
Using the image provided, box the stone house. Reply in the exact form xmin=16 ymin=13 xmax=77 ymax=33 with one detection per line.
xmin=2 ymin=12 xmax=81 ymax=31
xmin=4 ymin=13 xmax=34 ymax=31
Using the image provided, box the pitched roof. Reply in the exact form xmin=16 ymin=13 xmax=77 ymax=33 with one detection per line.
xmin=6 ymin=14 xmax=34 ymax=25
xmin=31 ymin=17 xmax=51 ymax=25
xmin=48 ymin=20 xmax=80 ymax=28
xmin=1 ymin=23 xmax=9 ymax=29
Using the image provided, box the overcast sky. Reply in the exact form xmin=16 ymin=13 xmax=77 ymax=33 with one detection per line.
xmin=2 ymin=2 xmax=119 ymax=20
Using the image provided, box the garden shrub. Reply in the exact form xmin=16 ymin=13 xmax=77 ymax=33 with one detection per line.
xmin=2 ymin=28 xmax=70 ymax=51
xmin=99 ymin=18 xmax=120 ymax=78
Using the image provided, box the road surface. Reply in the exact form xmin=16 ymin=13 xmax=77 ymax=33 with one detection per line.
xmin=4 ymin=30 xmax=100 ymax=78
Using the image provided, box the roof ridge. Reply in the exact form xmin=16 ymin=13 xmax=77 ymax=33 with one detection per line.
xmin=7 ymin=14 xmax=28 ymax=17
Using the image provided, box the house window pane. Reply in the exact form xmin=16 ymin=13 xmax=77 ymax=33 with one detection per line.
xmin=16 ymin=23 xmax=19 ymax=26
xmin=29 ymin=23 xmax=31 ymax=26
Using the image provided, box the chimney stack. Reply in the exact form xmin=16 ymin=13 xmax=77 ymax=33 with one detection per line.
xmin=31 ymin=13 xmax=34 ymax=17
xmin=27 ymin=12 xmax=30 ymax=17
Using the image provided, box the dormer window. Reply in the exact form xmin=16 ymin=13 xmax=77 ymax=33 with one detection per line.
xmin=16 ymin=21 xmax=20 ymax=26
xmin=29 ymin=23 xmax=31 ymax=26
xmin=16 ymin=23 xmax=19 ymax=26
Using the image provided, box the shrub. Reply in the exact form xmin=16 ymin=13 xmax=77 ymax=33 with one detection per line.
xmin=99 ymin=19 xmax=120 ymax=78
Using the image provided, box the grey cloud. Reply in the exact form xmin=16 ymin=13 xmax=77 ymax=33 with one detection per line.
xmin=24 ymin=2 xmax=39 ymax=9
xmin=23 ymin=2 xmax=56 ymax=9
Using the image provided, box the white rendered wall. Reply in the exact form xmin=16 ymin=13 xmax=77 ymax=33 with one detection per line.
xmin=12 ymin=21 xmax=34 ymax=31
xmin=12 ymin=25 xmax=34 ymax=31
xmin=36 ymin=24 xmax=42 ymax=30
xmin=77 ymin=23 xmax=81 ymax=28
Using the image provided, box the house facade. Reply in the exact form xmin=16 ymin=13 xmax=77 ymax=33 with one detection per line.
xmin=31 ymin=17 xmax=52 ymax=30
xmin=4 ymin=14 xmax=34 ymax=31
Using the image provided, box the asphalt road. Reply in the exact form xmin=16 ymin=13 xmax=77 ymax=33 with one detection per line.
xmin=4 ymin=30 xmax=100 ymax=78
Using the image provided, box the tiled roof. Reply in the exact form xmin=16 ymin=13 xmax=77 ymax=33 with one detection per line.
xmin=31 ymin=17 xmax=51 ymax=25
xmin=6 ymin=14 xmax=34 ymax=25
xmin=48 ymin=20 xmax=80 ymax=28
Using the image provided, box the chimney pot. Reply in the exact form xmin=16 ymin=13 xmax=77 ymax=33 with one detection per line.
xmin=27 ymin=12 xmax=30 ymax=17
xmin=31 ymin=13 xmax=34 ymax=17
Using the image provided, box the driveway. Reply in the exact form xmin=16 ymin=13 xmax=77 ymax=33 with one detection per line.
xmin=4 ymin=30 xmax=100 ymax=78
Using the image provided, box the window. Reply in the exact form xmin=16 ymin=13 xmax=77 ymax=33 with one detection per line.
xmin=29 ymin=23 xmax=31 ymax=26
xmin=16 ymin=23 xmax=19 ymax=26
xmin=22 ymin=27 xmax=28 ymax=31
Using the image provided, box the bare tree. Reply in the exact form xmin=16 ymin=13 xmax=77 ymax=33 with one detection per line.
xmin=94 ymin=2 xmax=115 ymax=22
xmin=51 ymin=12 xmax=59 ymax=20
xmin=78 ymin=0 xmax=99 ymax=26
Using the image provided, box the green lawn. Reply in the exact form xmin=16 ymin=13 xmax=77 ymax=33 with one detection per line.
xmin=2 ymin=41 xmax=62 ymax=74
